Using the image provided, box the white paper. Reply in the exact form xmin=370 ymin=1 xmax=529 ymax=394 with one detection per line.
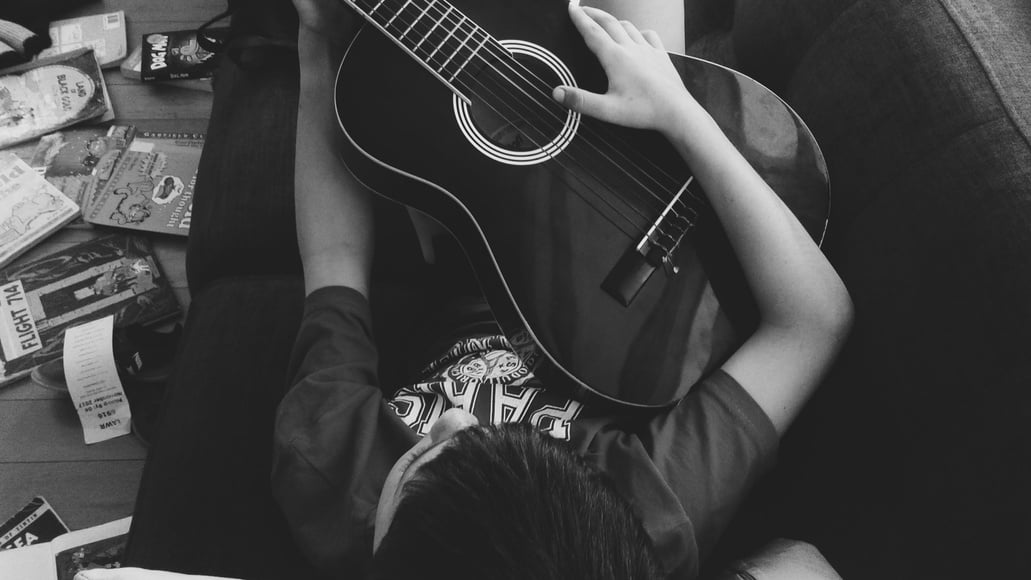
xmin=63 ymin=315 xmax=131 ymax=444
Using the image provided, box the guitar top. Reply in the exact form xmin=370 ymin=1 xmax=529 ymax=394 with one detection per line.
xmin=334 ymin=0 xmax=829 ymax=409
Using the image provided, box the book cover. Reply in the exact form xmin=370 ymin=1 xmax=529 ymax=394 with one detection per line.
xmin=0 ymin=48 xmax=114 ymax=149
xmin=85 ymin=131 xmax=202 ymax=236
xmin=36 ymin=11 xmax=128 ymax=69
xmin=25 ymin=125 xmax=137 ymax=224
xmin=0 ymin=516 xmax=130 ymax=580
xmin=0 ymin=154 xmax=80 ymax=269
xmin=140 ymin=28 xmax=229 ymax=82
xmin=0 ymin=233 xmax=180 ymax=385
xmin=0 ymin=497 xmax=69 ymax=551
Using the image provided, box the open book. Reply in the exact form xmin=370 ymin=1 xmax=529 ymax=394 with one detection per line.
xmin=0 ymin=516 xmax=131 ymax=579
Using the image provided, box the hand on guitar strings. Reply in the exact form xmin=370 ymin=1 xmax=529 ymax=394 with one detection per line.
xmin=552 ymin=3 xmax=700 ymax=135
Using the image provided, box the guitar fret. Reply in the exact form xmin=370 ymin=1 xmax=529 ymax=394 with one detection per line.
xmin=383 ymin=0 xmax=413 ymax=29
xmin=448 ymin=32 xmax=489 ymax=82
xmin=438 ymin=19 xmax=475 ymax=76
xmin=413 ymin=6 xmax=451 ymax=52
xmin=368 ymin=0 xmax=387 ymax=16
xmin=427 ymin=15 xmax=465 ymax=63
xmin=400 ymin=0 xmax=435 ymax=40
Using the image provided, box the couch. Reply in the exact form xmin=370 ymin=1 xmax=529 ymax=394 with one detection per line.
xmin=123 ymin=0 xmax=1031 ymax=578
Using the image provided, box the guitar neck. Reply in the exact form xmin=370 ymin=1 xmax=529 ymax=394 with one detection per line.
xmin=344 ymin=0 xmax=497 ymax=97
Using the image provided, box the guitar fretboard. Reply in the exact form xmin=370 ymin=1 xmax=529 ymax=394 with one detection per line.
xmin=347 ymin=0 xmax=501 ymax=96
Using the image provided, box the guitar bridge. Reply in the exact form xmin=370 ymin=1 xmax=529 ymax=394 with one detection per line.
xmin=601 ymin=178 xmax=697 ymax=306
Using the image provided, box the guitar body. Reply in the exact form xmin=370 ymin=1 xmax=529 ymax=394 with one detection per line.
xmin=335 ymin=0 xmax=829 ymax=408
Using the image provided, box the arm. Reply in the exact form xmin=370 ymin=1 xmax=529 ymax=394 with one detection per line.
xmin=555 ymin=4 xmax=853 ymax=435
xmin=294 ymin=2 xmax=373 ymax=297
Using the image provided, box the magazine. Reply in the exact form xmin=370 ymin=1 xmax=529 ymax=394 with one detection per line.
xmin=0 ymin=516 xmax=131 ymax=580
xmin=36 ymin=12 xmax=128 ymax=69
xmin=0 ymin=48 xmax=114 ymax=149
xmin=0 ymin=233 xmax=181 ymax=385
xmin=140 ymin=28 xmax=229 ymax=82
xmin=85 ymin=132 xmax=203 ymax=236
xmin=0 ymin=497 xmax=70 ymax=551
xmin=0 ymin=153 xmax=80 ymax=268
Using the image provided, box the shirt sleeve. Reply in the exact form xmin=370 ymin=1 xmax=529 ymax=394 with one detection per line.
xmin=646 ymin=370 xmax=779 ymax=568
xmin=581 ymin=370 xmax=778 ymax=579
xmin=270 ymin=286 xmax=419 ymax=576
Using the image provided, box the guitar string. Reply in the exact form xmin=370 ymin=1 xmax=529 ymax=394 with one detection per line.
xmin=454 ymin=66 xmax=695 ymax=248
xmin=346 ymin=2 xmax=654 ymax=239
xmin=463 ymin=57 xmax=705 ymax=248
xmin=387 ymin=0 xmax=702 ymax=246
xmin=390 ymin=0 xmax=704 ymax=213
xmin=354 ymin=0 xmax=704 ymax=221
xmin=357 ymin=0 xmax=698 ymax=246
xmin=347 ymin=0 xmax=677 ymax=242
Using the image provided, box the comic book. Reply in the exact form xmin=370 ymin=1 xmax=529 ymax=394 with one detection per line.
xmin=140 ymin=28 xmax=229 ymax=82
xmin=0 ymin=154 xmax=80 ymax=269
xmin=0 ymin=233 xmax=180 ymax=385
xmin=36 ymin=11 xmax=129 ymax=69
xmin=85 ymin=131 xmax=202 ymax=236
xmin=21 ymin=125 xmax=137 ymax=225
xmin=0 ymin=516 xmax=130 ymax=580
xmin=0 ymin=48 xmax=114 ymax=149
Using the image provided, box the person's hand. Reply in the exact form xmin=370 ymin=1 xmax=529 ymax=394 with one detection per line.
xmin=74 ymin=567 xmax=239 ymax=580
xmin=552 ymin=3 xmax=697 ymax=134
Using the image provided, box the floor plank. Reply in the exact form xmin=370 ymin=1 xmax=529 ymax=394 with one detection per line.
xmin=0 ymin=400 xmax=147 ymax=463
xmin=0 ymin=461 xmax=144 ymax=531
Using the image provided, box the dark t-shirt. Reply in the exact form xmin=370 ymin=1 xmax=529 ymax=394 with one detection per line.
xmin=271 ymin=286 xmax=779 ymax=579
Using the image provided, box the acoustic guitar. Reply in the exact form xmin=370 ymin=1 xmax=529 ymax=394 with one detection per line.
xmin=334 ymin=0 xmax=829 ymax=409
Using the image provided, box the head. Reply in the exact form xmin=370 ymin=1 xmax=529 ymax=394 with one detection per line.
xmin=372 ymin=409 xmax=662 ymax=579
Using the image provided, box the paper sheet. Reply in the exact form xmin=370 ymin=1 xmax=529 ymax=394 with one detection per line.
xmin=63 ymin=316 xmax=131 ymax=444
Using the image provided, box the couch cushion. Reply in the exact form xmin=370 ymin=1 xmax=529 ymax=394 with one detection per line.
xmin=713 ymin=1 xmax=1031 ymax=578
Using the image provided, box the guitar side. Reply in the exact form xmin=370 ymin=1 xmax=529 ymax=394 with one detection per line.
xmin=334 ymin=0 xmax=828 ymax=408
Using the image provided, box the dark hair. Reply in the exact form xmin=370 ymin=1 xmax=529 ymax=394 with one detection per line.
xmin=372 ymin=423 xmax=662 ymax=579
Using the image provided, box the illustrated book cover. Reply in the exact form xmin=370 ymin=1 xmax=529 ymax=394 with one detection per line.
xmin=36 ymin=11 xmax=128 ymax=69
xmin=0 ymin=48 xmax=115 ymax=149
xmin=0 ymin=516 xmax=130 ymax=580
xmin=0 ymin=153 xmax=80 ymax=269
xmin=139 ymin=27 xmax=229 ymax=82
xmin=85 ymin=131 xmax=203 ymax=236
xmin=0 ymin=497 xmax=70 ymax=551
xmin=0 ymin=233 xmax=180 ymax=385
xmin=21 ymin=125 xmax=137 ymax=224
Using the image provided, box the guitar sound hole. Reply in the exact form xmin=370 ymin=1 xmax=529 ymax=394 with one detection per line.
xmin=466 ymin=52 xmax=564 ymax=153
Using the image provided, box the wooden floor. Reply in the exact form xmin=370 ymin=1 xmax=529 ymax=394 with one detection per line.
xmin=0 ymin=0 xmax=222 ymax=532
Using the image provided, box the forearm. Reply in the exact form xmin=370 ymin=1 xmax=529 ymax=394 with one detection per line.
xmin=663 ymin=101 xmax=853 ymax=431
xmin=663 ymin=101 xmax=851 ymax=332
xmin=295 ymin=29 xmax=374 ymax=297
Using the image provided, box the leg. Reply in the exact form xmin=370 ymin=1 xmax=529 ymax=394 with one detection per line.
xmin=125 ymin=1 xmax=317 ymax=576
xmin=581 ymin=0 xmax=686 ymax=52
xmin=127 ymin=2 xmax=429 ymax=573
xmin=184 ymin=30 xmax=302 ymax=294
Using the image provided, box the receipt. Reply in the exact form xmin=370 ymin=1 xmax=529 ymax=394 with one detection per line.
xmin=63 ymin=316 xmax=132 ymax=444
